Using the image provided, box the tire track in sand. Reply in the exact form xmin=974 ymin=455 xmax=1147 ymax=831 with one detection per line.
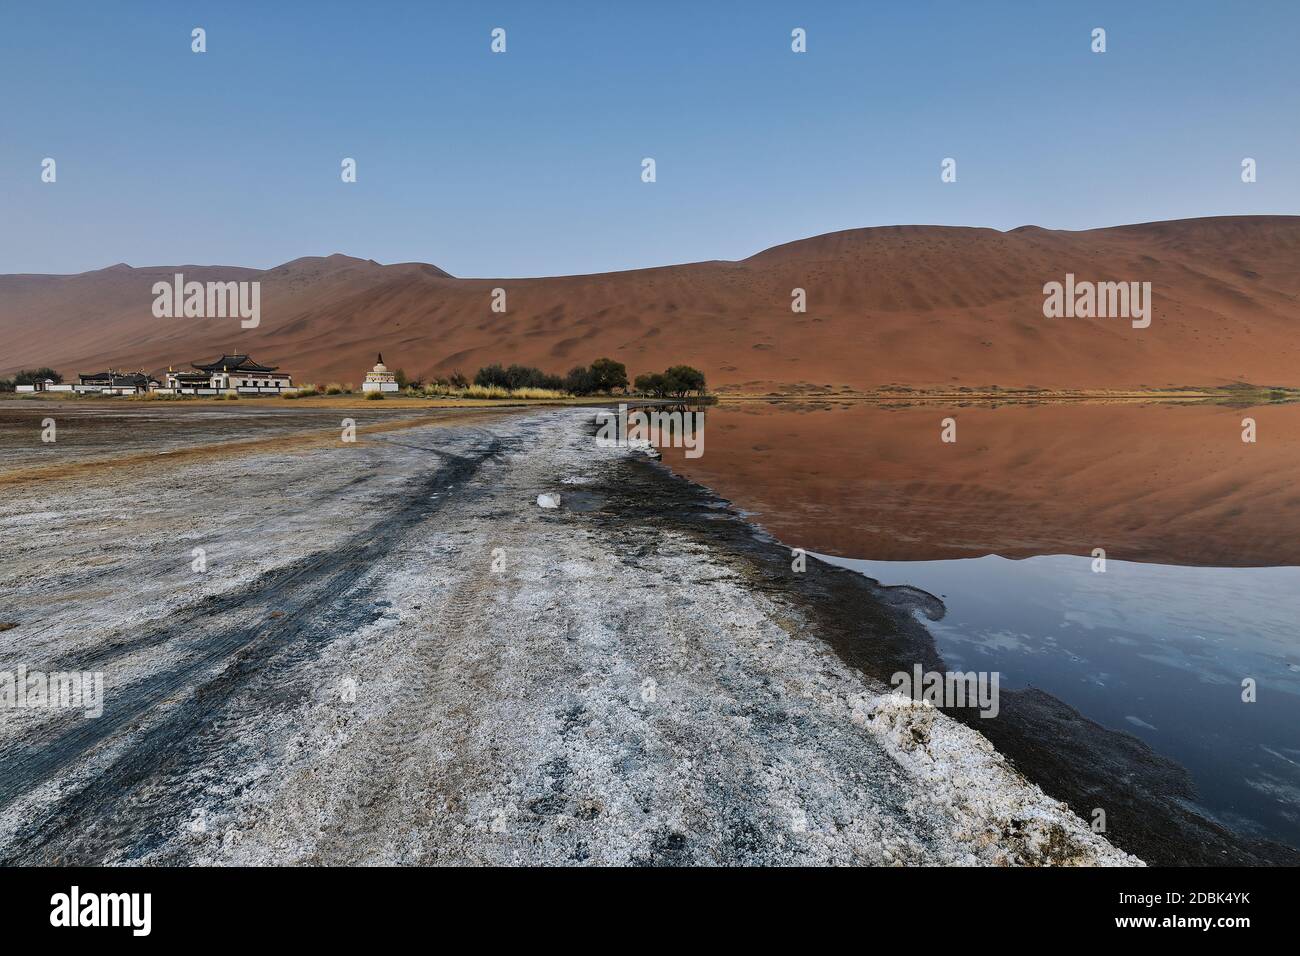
xmin=304 ymin=537 xmax=507 ymax=863
xmin=0 ymin=432 xmax=504 ymax=863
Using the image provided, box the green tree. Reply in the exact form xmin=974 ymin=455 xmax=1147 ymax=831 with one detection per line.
xmin=662 ymin=365 xmax=706 ymax=398
xmin=633 ymin=372 xmax=668 ymax=397
xmin=588 ymin=357 xmax=629 ymax=393
xmin=474 ymin=364 xmax=509 ymax=388
xmin=565 ymin=366 xmax=597 ymax=396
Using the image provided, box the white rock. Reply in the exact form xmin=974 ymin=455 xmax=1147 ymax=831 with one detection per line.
xmin=536 ymin=493 xmax=561 ymax=509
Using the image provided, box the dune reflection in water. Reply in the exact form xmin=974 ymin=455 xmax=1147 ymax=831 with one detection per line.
xmin=661 ymin=400 xmax=1300 ymax=849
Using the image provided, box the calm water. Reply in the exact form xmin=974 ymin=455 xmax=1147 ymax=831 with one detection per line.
xmin=824 ymin=552 xmax=1300 ymax=846
xmin=661 ymin=401 xmax=1300 ymax=850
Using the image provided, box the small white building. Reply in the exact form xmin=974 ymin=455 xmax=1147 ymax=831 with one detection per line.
xmin=14 ymin=378 xmax=57 ymax=393
xmin=362 ymin=354 xmax=400 ymax=393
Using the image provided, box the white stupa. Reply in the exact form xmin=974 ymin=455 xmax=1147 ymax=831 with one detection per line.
xmin=362 ymin=353 xmax=400 ymax=393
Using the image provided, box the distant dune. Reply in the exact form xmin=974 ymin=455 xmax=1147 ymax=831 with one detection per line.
xmin=3 ymin=216 xmax=1299 ymax=390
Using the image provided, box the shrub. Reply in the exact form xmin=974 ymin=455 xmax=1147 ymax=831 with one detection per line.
xmin=633 ymin=372 xmax=667 ymax=397
xmin=474 ymin=364 xmax=508 ymax=388
xmin=636 ymin=366 xmax=706 ymax=398
xmin=2 ymin=368 xmax=65 ymax=392
xmin=325 ymin=383 xmax=344 ymax=395
xmin=224 ymin=391 xmax=240 ymax=400
xmin=365 ymin=390 xmax=385 ymax=400
xmin=475 ymin=363 xmax=564 ymax=391
xmin=564 ymin=366 xmax=597 ymax=395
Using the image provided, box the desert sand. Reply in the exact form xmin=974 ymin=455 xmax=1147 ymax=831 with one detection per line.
xmin=3 ymin=216 xmax=1299 ymax=392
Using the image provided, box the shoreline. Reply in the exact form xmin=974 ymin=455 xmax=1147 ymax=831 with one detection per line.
xmin=1 ymin=405 xmax=1136 ymax=865
xmin=9 ymin=380 xmax=1300 ymax=408
xmin=632 ymin=429 xmax=1300 ymax=866
xmin=4 ymin=402 xmax=1294 ymax=863
xmin=2 ymin=400 xmax=1296 ymax=862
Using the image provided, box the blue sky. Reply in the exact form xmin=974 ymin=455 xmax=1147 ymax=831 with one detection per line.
xmin=2 ymin=1 xmax=1297 ymax=277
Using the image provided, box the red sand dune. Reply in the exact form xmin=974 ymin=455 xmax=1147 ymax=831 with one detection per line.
xmin=3 ymin=216 xmax=1299 ymax=390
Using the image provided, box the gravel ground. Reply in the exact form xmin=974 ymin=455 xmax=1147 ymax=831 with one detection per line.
xmin=0 ymin=405 xmax=1136 ymax=865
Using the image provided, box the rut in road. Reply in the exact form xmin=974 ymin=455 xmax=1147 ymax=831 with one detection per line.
xmin=305 ymin=527 xmax=514 ymax=863
xmin=0 ymin=433 xmax=503 ymax=864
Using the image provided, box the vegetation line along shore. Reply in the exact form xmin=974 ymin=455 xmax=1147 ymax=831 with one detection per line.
xmin=2 ymin=357 xmax=712 ymax=403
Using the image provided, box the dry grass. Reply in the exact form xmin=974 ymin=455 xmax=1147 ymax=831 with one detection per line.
xmin=421 ymin=384 xmax=570 ymax=400
xmin=125 ymin=391 xmax=178 ymax=401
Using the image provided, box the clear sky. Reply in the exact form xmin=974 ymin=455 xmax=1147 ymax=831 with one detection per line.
xmin=2 ymin=1 xmax=1297 ymax=277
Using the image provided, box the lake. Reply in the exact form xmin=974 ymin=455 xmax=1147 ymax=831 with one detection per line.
xmin=660 ymin=400 xmax=1300 ymax=851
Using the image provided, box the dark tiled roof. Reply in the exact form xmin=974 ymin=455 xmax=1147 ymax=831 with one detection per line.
xmin=191 ymin=353 xmax=279 ymax=372
xmin=79 ymin=371 xmax=157 ymax=387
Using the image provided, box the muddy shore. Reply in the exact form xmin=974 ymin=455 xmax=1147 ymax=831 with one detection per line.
xmin=0 ymin=402 xmax=1220 ymax=864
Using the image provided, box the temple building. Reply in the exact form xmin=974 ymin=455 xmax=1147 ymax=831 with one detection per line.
xmin=74 ymin=371 xmax=160 ymax=395
xmin=54 ymin=354 xmax=295 ymax=397
xmin=162 ymin=369 xmax=213 ymax=392
xmin=168 ymin=354 xmax=295 ymax=394
xmin=362 ymin=354 xmax=400 ymax=393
